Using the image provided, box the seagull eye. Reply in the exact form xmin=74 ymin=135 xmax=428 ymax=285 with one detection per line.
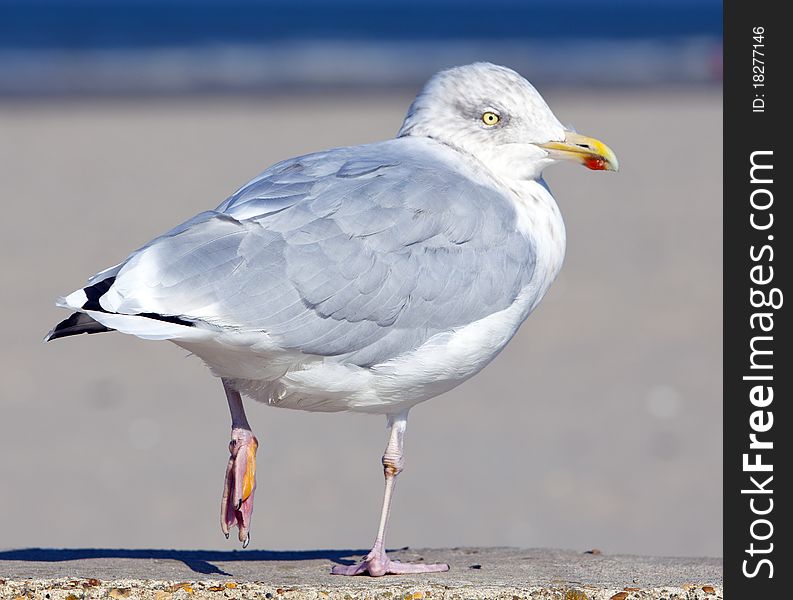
xmin=481 ymin=111 xmax=500 ymax=126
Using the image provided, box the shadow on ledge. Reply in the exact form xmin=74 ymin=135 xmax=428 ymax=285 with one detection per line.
xmin=0 ymin=548 xmax=371 ymax=576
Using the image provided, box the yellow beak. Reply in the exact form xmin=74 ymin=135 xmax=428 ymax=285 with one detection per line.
xmin=538 ymin=131 xmax=619 ymax=172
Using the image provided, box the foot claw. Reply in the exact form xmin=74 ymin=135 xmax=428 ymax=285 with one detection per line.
xmin=331 ymin=550 xmax=449 ymax=577
xmin=220 ymin=429 xmax=258 ymax=547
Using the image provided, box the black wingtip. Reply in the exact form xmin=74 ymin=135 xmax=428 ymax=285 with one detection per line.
xmin=47 ymin=274 xmax=194 ymax=341
xmin=45 ymin=312 xmax=112 ymax=342
xmin=82 ymin=276 xmax=116 ymax=311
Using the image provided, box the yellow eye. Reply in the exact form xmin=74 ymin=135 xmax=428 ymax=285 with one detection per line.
xmin=482 ymin=111 xmax=500 ymax=126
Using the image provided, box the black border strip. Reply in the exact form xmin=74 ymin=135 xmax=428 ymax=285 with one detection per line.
xmin=724 ymin=0 xmax=790 ymax=595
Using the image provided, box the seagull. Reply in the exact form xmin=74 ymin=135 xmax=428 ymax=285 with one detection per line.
xmin=46 ymin=63 xmax=617 ymax=577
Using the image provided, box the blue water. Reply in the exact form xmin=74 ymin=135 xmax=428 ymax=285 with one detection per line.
xmin=0 ymin=0 xmax=722 ymax=94
xmin=1 ymin=0 xmax=722 ymax=49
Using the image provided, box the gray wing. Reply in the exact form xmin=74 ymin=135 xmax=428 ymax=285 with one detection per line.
xmin=99 ymin=139 xmax=537 ymax=367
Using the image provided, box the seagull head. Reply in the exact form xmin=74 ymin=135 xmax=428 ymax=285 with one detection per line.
xmin=398 ymin=62 xmax=618 ymax=181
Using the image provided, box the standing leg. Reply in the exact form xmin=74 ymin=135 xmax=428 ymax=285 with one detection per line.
xmin=331 ymin=411 xmax=449 ymax=576
xmin=220 ymin=379 xmax=258 ymax=548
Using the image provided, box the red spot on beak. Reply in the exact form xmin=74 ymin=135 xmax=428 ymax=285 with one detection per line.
xmin=584 ymin=156 xmax=607 ymax=170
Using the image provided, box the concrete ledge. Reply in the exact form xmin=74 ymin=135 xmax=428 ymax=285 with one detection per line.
xmin=0 ymin=547 xmax=722 ymax=600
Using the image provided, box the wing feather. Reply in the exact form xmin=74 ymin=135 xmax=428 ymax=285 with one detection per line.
xmin=91 ymin=138 xmax=537 ymax=366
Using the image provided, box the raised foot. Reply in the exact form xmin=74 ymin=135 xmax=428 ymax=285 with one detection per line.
xmin=221 ymin=428 xmax=258 ymax=547
xmin=331 ymin=550 xmax=450 ymax=577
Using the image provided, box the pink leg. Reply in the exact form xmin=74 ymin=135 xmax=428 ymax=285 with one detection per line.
xmin=220 ymin=379 xmax=258 ymax=548
xmin=331 ymin=412 xmax=449 ymax=577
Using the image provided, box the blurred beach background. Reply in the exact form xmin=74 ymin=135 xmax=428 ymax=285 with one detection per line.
xmin=0 ymin=0 xmax=722 ymax=559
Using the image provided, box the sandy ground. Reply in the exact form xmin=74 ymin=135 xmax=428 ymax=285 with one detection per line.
xmin=0 ymin=547 xmax=723 ymax=599
xmin=0 ymin=88 xmax=721 ymax=558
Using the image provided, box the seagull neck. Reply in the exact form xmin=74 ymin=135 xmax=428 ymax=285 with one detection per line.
xmin=409 ymin=135 xmax=525 ymax=199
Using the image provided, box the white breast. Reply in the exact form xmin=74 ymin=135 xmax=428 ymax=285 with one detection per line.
xmin=350 ymin=178 xmax=567 ymax=412
xmin=509 ymin=178 xmax=567 ymax=296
